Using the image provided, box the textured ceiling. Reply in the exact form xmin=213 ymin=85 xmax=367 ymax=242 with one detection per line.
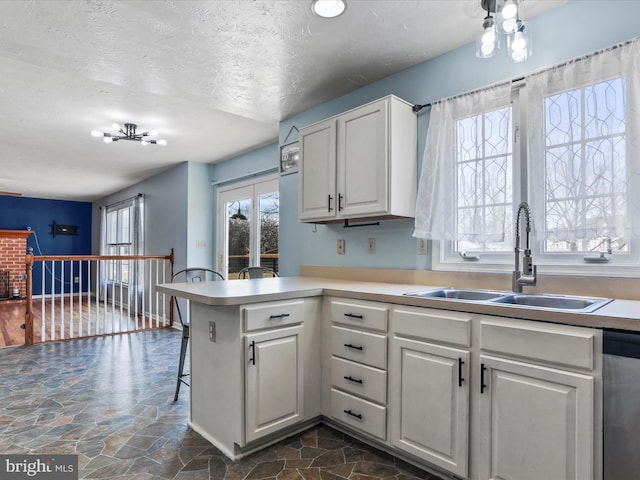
xmin=0 ymin=0 xmax=564 ymax=201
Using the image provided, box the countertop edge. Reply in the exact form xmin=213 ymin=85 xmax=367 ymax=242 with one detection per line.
xmin=156 ymin=277 xmax=640 ymax=332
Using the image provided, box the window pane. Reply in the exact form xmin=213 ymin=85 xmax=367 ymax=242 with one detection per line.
xmin=227 ymin=199 xmax=251 ymax=276
xmin=106 ymin=211 xmax=117 ymax=243
xmin=543 ymin=77 xmax=628 ymax=254
xmin=259 ymin=192 xmax=279 ymax=273
xmin=455 ymin=107 xmax=513 ymax=253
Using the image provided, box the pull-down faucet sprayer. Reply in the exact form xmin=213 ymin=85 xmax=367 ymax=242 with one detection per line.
xmin=513 ymin=201 xmax=537 ymax=293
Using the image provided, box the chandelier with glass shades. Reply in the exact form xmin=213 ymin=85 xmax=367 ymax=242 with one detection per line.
xmin=476 ymin=0 xmax=531 ymax=62
xmin=91 ymin=123 xmax=167 ymax=146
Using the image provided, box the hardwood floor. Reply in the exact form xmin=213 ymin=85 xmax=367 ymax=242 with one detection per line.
xmin=0 ymin=296 xmax=168 ymax=348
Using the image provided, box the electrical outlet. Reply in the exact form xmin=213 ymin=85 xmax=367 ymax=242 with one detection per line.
xmin=418 ymin=238 xmax=428 ymax=255
xmin=368 ymin=238 xmax=375 ymax=254
xmin=209 ymin=321 xmax=216 ymax=343
xmin=74 ymin=277 xmax=80 ymax=283
xmin=337 ymin=239 xmax=345 ymax=255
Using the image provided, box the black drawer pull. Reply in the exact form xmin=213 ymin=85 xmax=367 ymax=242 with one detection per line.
xmin=343 ymin=409 xmax=362 ymax=420
xmin=458 ymin=357 xmax=465 ymax=388
xmin=328 ymin=194 xmax=333 ymax=212
xmin=344 ymin=343 xmax=363 ymax=351
xmin=269 ymin=313 xmax=290 ymax=319
xmin=344 ymin=375 xmax=363 ymax=384
xmin=480 ymin=363 xmax=487 ymax=394
xmin=344 ymin=313 xmax=364 ymax=319
xmin=249 ymin=341 xmax=256 ymax=365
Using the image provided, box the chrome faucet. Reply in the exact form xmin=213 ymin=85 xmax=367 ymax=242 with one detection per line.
xmin=513 ymin=201 xmax=537 ymax=293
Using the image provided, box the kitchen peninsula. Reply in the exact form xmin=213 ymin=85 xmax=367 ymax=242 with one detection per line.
xmin=157 ymin=275 xmax=640 ymax=480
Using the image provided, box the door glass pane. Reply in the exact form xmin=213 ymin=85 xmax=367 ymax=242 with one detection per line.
xmin=259 ymin=192 xmax=279 ymax=273
xmin=227 ymin=198 xmax=251 ymax=278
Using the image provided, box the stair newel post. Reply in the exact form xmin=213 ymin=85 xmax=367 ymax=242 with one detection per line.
xmin=25 ymin=250 xmax=34 ymax=345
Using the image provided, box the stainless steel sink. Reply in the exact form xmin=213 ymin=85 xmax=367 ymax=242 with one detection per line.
xmin=404 ymin=288 xmax=507 ymax=301
xmin=490 ymin=293 xmax=613 ymax=312
xmin=403 ymin=288 xmax=612 ymax=313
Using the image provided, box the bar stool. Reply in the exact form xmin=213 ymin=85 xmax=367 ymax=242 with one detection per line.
xmin=172 ymin=267 xmax=224 ymax=401
xmin=237 ymin=266 xmax=279 ymax=279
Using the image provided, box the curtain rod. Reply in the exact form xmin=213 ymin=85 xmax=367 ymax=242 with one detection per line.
xmin=100 ymin=193 xmax=143 ymax=210
xmin=412 ymin=36 xmax=639 ymax=114
xmin=211 ymin=166 xmax=278 ymax=186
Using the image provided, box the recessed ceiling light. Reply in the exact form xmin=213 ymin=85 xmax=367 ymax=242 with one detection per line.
xmin=311 ymin=0 xmax=346 ymax=18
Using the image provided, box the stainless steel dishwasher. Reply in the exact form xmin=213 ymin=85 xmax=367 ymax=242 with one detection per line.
xmin=603 ymin=330 xmax=640 ymax=478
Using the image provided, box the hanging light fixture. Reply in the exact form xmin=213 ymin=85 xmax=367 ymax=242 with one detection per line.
xmin=91 ymin=123 xmax=167 ymax=146
xmin=476 ymin=0 xmax=531 ymax=63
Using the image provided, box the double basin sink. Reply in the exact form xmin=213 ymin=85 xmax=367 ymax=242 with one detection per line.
xmin=404 ymin=288 xmax=612 ymax=313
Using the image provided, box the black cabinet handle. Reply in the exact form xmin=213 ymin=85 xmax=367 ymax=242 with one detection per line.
xmin=458 ymin=357 xmax=465 ymax=387
xmin=344 ymin=343 xmax=363 ymax=351
xmin=249 ymin=341 xmax=256 ymax=365
xmin=269 ymin=313 xmax=290 ymax=319
xmin=480 ymin=363 xmax=487 ymax=393
xmin=344 ymin=313 xmax=364 ymax=319
xmin=343 ymin=409 xmax=362 ymax=420
xmin=344 ymin=375 xmax=363 ymax=384
xmin=338 ymin=193 xmax=344 ymax=211
xmin=328 ymin=194 xmax=333 ymax=212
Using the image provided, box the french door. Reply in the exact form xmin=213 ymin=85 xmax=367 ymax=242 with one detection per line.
xmin=217 ymin=176 xmax=279 ymax=279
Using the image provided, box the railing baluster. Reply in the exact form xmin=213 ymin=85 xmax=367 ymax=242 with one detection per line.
xmin=155 ymin=259 xmax=159 ymax=328
xmin=78 ymin=260 xmax=83 ymax=337
xmin=41 ymin=260 xmax=45 ymax=342
xmin=119 ymin=271 xmax=123 ymax=333
xmin=148 ymin=259 xmax=153 ymax=328
xmin=95 ymin=259 xmax=100 ymax=335
xmin=69 ymin=260 xmax=74 ymax=339
xmin=50 ymin=261 xmax=55 ymax=341
xmin=59 ymin=260 xmax=64 ymax=340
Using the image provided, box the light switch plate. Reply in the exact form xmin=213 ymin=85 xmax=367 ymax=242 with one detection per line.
xmin=418 ymin=238 xmax=428 ymax=255
xmin=368 ymin=238 xmax=375 ymax=254
xmin=209 ymin=321 xmax=216 ymax=342
xmin=337 ymin=239 xmax=345 ymax=255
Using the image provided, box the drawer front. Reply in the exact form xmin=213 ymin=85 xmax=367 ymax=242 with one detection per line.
xmin=243 ymin=300 xmax=305 ymax=332
xmin=331 ymin=325 xmax=387 ymax=369
xmin=331 ymin=356 xmax=387 ymax=405
xmin=331 ymin=388 xmax=386 ymax=440
xmin=480 ymin=317 xmax=597 ymax=370
xmin=331 ymin=299 xmax=388 ymax=332
xmin=393 ymin=307 xmax=471 ymax=347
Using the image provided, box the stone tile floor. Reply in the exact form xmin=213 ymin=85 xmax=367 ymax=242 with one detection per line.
xmin=0 ymin=329 xmax=446 ymax=480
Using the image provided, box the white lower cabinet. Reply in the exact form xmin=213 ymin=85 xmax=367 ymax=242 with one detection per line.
xmin=188 ymin=298 xmax=320 ymax=459
xmin=390 ymin=307 xmax=472 ymax=478
xmin=323 ymin=298 xmax=390 ymax=441
xmin=391 ymin=337 xmax=470 ymax=477
xmin=387 ymin=306 xmax=601 ymax=480
xmin=477 ymin=355 xmax=594 ymax=480
xmin=245 ymin=325 xmax=304 ymax=443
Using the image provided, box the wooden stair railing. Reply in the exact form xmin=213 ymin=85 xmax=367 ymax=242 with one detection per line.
xmin=24 ymin=249 xmax=174 ymax=345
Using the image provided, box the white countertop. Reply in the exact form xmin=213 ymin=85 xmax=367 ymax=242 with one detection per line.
xmin=156 ymin=276 xmax=640 ymax=332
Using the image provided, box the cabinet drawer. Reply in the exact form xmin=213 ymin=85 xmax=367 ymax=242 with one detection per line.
xmin=480 ymin=317 xmax=597 ymax=370
xmin=243 ymin=300 xmax=305 ymax=332
xmin=393 ymin=307 xmax=471 ymax=347
xmin=331 ymin=299 xmax=388 ymax=332
xmin=331 ymin=325 xmax=387 ymax=369
xmin=331 ymin=356 xmax=387 ymax=405
xmin=331 ymin=388 xmax=386 ymax=440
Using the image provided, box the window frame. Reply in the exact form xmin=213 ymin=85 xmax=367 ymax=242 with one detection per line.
xmin=105 ymin=204 xmax=133 ymax=284
xmin=434 ymin=73 xmax=640 ymax=277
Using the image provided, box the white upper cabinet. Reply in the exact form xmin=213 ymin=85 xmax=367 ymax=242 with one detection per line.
xmin=298 ymin=95 xmax=417 ymax=223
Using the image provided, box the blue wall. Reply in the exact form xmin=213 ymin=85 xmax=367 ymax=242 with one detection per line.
xmin=0 ymin=195 xmax=92 ymax=294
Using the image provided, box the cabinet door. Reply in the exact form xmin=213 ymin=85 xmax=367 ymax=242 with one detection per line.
xmin=478 ymin=355 xmax=594 ymax=480
xmin=299 ymin=119 xmax=337 ymax=221
xmin=337 ymin=98 xmax=389 ymax=217
xmin=245 ymin=325 xmax=304 ymax=443
xmin=390 ymin=337 xmax=470 ymax=478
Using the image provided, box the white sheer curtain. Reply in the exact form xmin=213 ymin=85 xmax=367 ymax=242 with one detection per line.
xmin=413 ymin=82 xmax=512 ymax=240
xmin=527 ymin=39 xmax=640 ymax=242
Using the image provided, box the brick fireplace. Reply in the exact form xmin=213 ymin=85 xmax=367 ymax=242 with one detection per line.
xmin=0 ymin=230 xmax=33 ymax=300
